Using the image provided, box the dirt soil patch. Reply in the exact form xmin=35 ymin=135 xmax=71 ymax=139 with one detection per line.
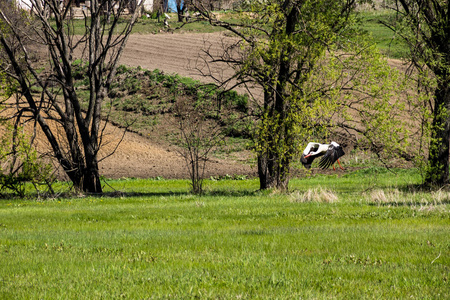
xmin=99 ymin=32 xmax=257 ymax=179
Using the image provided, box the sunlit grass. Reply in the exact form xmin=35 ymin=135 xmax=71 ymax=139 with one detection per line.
xmin=1 ymin=169 xmax=448 ymax=298
xmin=358 ymin=10 xmax=409 ymax=59
xmin=0 ymin=9 xmax=441 ymax=299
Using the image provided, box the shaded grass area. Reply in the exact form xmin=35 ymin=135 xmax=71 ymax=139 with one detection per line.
xmin=1 ymin=169 xmax=449 ymax=298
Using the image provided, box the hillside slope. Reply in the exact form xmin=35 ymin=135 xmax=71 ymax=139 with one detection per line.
xmin=97 ymin=32 xmax=256 ymax=179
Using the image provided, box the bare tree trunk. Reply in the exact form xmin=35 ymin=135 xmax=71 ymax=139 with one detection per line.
xmin=0 ymin=0 xmax=144 ymax=193
xmin=257 ymin=153 xmax=275 ymax=190
xmin=176 ymin=0 xmax=186 ymax=22
xmin=83 ymin=154 xmax=102 ymax=193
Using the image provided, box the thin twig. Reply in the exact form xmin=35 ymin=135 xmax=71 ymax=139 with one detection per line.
xmin=431 ymin=252 xmax=441 ymax=264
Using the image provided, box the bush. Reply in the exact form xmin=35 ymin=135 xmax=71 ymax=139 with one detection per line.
xmin=0 ymin=121 xmax=55 ymax=197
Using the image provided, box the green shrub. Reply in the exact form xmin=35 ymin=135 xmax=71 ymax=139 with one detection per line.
xmin=0 ymin=122 xmax=55 ymax=197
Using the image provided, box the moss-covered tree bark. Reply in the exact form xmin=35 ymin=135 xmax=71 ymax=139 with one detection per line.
xmin=388 ymin=0 xmax=450 ymax=186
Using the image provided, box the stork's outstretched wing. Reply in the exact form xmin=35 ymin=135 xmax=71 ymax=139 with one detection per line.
xmin=318 ymin=145 xmax=345 ymax=169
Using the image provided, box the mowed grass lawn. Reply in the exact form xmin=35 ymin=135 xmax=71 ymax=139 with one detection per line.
xmin=0 ymin=169 xmax=449 ymax=299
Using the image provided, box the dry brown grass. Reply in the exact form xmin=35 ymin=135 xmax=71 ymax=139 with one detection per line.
xmin=366 ymin=188 xmax=450 ymax=212
xmin=290 ymin=187 xmax=339 ymax=203
xmin=369 ymin=189 xmax=402 ymax=205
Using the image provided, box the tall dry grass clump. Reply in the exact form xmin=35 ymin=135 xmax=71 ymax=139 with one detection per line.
xmin=369 ymin=189 xmax=402 ymax=205
xmin=367 ymin=188 xmax=450 ymax=210
xmin=430 ymin=189 xmax=450 ymax=204
xmin=290 ymin=188 xmax=339 ymax=203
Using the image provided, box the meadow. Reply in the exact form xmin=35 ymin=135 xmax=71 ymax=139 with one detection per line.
xmin=1 ymin=8 xmax=448 ymax=299
xmin=1 ymin=169 xmax=449 ymax=298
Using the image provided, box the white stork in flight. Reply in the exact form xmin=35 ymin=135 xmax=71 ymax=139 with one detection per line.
xmin=300 ymin=141 xmax=345 ymax=170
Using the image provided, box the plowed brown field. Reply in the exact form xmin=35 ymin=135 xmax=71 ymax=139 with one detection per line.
xmin=98 ymin=32 xmax=256 ymax=179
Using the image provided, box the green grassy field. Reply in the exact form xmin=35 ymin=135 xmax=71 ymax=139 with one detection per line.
xmin=1 ymin=169 xmax=448 ymax=298
xmin=0 ymin=10 xmax=443 ymax=299
xmin=358 ymin=11 xmax=409 ymax=59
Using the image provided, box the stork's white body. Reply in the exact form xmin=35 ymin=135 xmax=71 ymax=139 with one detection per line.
xmin=302 ymin=142 xmax=336 ymax=157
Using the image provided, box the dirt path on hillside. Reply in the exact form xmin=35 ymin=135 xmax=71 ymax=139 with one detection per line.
xmin=122 ymin=33 xmax=218 ymax=82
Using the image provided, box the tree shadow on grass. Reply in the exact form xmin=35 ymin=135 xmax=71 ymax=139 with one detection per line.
xmin=0 ymin=187 xmax=260 ymax=201
xmin=366 ymin=199 xmax=450 ymax=207
xmin=101 ymin=189 xmax=259 ymax=199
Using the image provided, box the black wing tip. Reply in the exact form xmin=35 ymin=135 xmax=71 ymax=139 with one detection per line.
xmin=318 ymin=144 xmax=345 ymax=169
xmin=318 ymin=154 xmax=332 ymax=169
xmin=319 ymin=159 xmax=332 ymax=169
